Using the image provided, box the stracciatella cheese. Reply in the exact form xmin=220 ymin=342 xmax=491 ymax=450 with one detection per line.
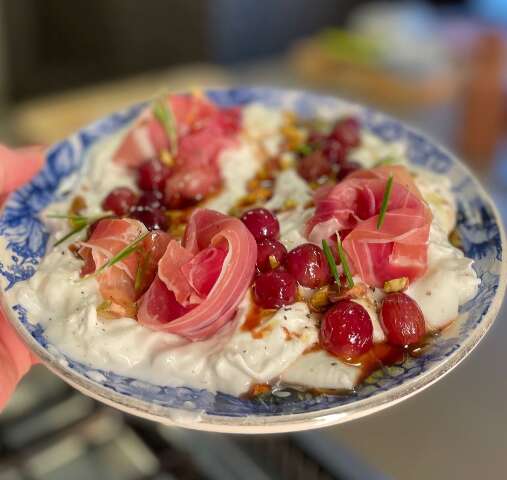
xmin=8 ymin=104 xmax=479 ymax=394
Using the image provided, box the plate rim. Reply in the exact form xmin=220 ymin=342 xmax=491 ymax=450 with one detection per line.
xmin=2 ymin=86 xmax=506 ymax=434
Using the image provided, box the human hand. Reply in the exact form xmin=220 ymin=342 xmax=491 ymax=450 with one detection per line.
xmin=0 ymin=145 xmax=44 ymax=411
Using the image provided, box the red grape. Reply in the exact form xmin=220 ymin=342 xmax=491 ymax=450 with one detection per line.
xmin=137 ymin=159 xmax=172 ymax=191
xmin=136 ymin=190 xmax=164 ymax=210
xmin=337 ymin=161 xmax=361 ymax=181
xmin=253 ymin=269 xmax=297 ymax=309
xmin=297 ymin=151 xmax=331 ymax=182
xmin=328 ymin=117 xmax=361 ymax=148
xmin=240 ymin=208 xmax=280 ymax=241
xmin=322 ymin=139 xmax=347 ymax=164
xmin=380 ymin=293 xmax=425 ymax=346
xmin=256 ymin=239 xmax=287 ymax=272
xmin=307 ymin=131 xmax=327 ymax=149
xmin=130 ymin=208 xmax=169 ymax=231
xmin=101 ymin=187 xmax=138 ymax=216
xmin=320 ymin=300 xmax=373 ymax=358
xmin=285 ymin=243 xmax=330 ymax=288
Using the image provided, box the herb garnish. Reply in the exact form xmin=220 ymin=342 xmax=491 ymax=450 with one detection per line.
xmin=93 ymin=231 xmax=149 ymax=277
xmin=48 ymin=213 xmax=106 ymax=246
xmin=374 ymin=156 xmax=396 ymax=168
xmin=336 ymin=238 xmax=354 ymax=288
xmin=376 ymin=174 xmax=393 ymax=230
xmin=295 ymin=144 xmax=313 ymax=156
xmin=322 ymin=239 xmax=340 ymax=286
xmin=153 ymin=100 xmax=178 ymax=155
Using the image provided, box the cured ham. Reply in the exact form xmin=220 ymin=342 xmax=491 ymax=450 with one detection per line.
xmin=138 ymin=209 xmax=257 ymax=341
xmin=113 ymin=94 xmax=241 ymax=203
xmin=78 ymin=218 xmax=170 ymax=310
xmin=307 ymin=165 xmax=432 ymax=287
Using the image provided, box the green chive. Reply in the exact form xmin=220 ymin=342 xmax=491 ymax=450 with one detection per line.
xmin=134 ymin=251 xmax=150 ymax=292
xmin=374 ymin=156 xmax=396 ymax=167
xmin=54 ymin=223 xmax=88 ymax=247
xmin=153 ymin=100 xmax=178 ymax=155
xmin=336 ymin=238 xmax=354 ymax=288
xmin=93 ymin=231 xmax=149 ymax=277
xmin=295 ymin=144 xmax=313 ymax=156
xmin=322 ymin=239 xmax=340 ymax=286
xmin=49 ymin=213 xmax=109 ymax=246
xmin=376 ymin=175 xmax=393 ymax=230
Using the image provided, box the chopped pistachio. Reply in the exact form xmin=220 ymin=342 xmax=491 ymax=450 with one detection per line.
xmin=449 ymin=228 xmax=462 ymax=249
xmin=238 ymin=187 xmax=273 ymax=206
xmin=309 ymin=285 xmax=330 ymax=312
xmin=97 ymin=301 xmax=137 ymax=320
xmin=96 ymin=299 xmax=112 ymax=312
xmin=160 ymin=149 xmax=175 ymax=167
xmin=170 ymin=223 xmax=187 ymax=239
xmin=383 ymin=277 xmax=409 ymax=293
xmin=282 ymin=198 xmax=298 ymax=211
xmin=279 ymin=151 xmax=296 ymax=170
xmin=268 ymin=255 xmax=280 ymax=270
xmin=227 ymin=206 xmax=243 ymax=217
xmin=329 ymin=283 xmax=368 ymax=302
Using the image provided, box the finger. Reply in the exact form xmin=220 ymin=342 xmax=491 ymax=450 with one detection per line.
xmin=0 ymin=310 xmax=35 ymax=411
xmin=0 ymin=145 xmax=45 ymax=195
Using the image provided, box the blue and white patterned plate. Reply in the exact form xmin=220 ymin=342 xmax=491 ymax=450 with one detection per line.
xmin=0 ymin=87 xmax=505 ymax=433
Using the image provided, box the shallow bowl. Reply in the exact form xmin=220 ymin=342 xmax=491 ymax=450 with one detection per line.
xmin=1 ymin=87 xmax=505 ymax=433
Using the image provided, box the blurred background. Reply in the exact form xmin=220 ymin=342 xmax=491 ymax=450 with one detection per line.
xmin=1 ymin=0 xmax=506 ymax=479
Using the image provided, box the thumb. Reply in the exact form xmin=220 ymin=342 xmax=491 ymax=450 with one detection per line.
xmin=0 ymin=145 xmax=45 ymax=195
xmin=0 ymin=310 xmax=36 ymax=411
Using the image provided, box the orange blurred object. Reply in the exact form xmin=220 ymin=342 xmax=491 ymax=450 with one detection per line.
xmin=457 ymin=32 xmax=506 ymax=172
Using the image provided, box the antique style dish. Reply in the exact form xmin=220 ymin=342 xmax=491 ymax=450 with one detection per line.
xmin=0 ymin=87 xmax=504 ymax=433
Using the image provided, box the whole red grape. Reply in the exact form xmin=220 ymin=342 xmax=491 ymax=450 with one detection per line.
xmin=285 ymin=243 xmax=330 ymax=288
xmin=101 ymin=187 xmax=138 ymax=216
xmin=240 ymin=208 xmax=280 ymax=241
xmin=320 ymin=300 xmax=373 ymax=359
xmin=256 ymin=239 xmax=287 ymax=272
xmin=380 ymin=293 xmax=425 ymax=346
xmin=253 ymin=269 xmax=297 ymax=309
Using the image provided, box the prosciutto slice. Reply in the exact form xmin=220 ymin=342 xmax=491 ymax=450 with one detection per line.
xmin=138 ymin=209 xmax=257 ymax=341
xmin=113 ymin=94 xmax=241 ymax=202
xmin=78 ymin=218 xmax=170 ymax=309
xmin=307 ymin=165 xmax=432 ymax=287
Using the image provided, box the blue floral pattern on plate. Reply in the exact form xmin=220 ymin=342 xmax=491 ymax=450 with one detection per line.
xmin=0 ymin=88 xmax=504 ymax=428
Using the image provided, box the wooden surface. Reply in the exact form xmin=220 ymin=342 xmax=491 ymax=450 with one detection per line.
xmin=10 ymin=64 xmax=232 ymax=145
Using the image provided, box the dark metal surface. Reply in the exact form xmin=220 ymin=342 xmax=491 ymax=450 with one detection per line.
xmin=0 ymin=368 xmax=364 ymax=480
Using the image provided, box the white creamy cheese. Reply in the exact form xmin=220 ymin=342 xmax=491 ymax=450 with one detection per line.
xmin=8 ymin=104 xmax=479 ymax=395
xmin=349 ymin=132 xmax=407 ymax=168
xmin=205 ymin=143 xmax=262 ymax=213
xmin=407 ymin=222 xmax=479 ymax=331
xmin=281 ymin=350 xmax=360 ymax=391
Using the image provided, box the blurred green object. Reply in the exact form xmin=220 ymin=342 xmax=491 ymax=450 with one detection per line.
xmin=318 ymin=28 xmax=383 ymax=65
